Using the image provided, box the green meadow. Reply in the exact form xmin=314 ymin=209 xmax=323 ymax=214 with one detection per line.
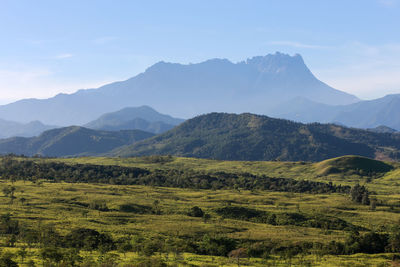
xmin=1 ymin=155 xmax=400 ymax=266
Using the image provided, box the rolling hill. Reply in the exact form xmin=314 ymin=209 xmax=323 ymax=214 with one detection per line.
xmin=113 ymin=112 xmax=400 ymax=162
xmin=0 ymin=52 xmax=358 ymax=125
xmin=0 ymin=126 xmax=154 ymax=157
xmin=0 ymin=119 xmax=57 ymax=138
xmin=85 ymin=106 xmax=184 ymax=134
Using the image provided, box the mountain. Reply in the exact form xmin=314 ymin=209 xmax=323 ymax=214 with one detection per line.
xmin=331 ymin=94 xmax=400 ymax=130
xmin=367 ymin=126 xmax=398 ymax=134
xmin=85 ymin=106 xmax=184 ymax=134
xmin=0 ymin=119 xmax=57 ymax=138
xmin=271 ymin=94 xmax=400 ymax=130
xmin=113 ymin=113 xmax=400 ymax=162
xmin=0 ymin=126 xmax=154 ymax=157
xmin=0 ymin=52 xmax=358 ymax=126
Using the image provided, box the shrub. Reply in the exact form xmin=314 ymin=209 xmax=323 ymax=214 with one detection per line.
xmin=187 ymin=206 xmax=204 ymax=217
xmin=64 ymin=228 xmax=115 ymax=251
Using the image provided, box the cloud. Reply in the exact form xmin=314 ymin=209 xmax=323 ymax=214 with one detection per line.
xmin=0 ymin=67 xmax=112 ymax=101
xmin=313 ymin=42 xmax=400 ymax=99
xmin=378 ymin=0 xmax=397 ymax=7
xmin=55 ymin=53 xmax=73 ymax=59
xmin=267 ymin=41 xmax=332 ymax=49
xmin=322 ymin=69 xmax=400 ymax=99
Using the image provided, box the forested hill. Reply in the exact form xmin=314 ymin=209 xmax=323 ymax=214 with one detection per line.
xmin=0 ymin=126 xmax=154 ymax=157
xmin=113 ymin=112 xmax=400 ymax=162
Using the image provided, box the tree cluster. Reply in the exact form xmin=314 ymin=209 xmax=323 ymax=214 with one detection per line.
xmin=0 ymin=157 xmax=351 ymax=194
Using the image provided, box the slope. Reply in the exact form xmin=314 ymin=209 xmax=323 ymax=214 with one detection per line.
xmin=0 ymin=126 xmax=154 ymax=157
xmin=113 ymin=112 xmax=400 ymax=162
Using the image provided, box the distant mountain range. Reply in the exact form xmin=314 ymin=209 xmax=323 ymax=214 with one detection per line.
xmin=113 ymin=113 xmax=400 ymax=162
xmin=271 ymin=94 xmax=400 ymax=130
xmin=85 ymin=106 xmax=184 ymax=134
xmin=0 ymin=119 xmax=56 ymax=138
xmin=1 ymin=112 xmax=399 ymax=161
xmin=0 ymin=52 xmax=359 ymax=126
xmin=0 ymin=126 xmax=154 ymax=157
xmin=0 ymin=51 xmax=399 ymax=134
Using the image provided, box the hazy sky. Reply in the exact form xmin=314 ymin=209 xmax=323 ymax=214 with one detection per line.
xmin=0 ymin=0 xmax=399 ymax=104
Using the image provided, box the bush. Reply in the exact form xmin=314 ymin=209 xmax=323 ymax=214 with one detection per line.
xmin=64 ymin=228 xmax=115 ymax=251
xmin=0 ymin=252 xmax=18 ymax=267
xmin=118 ymin=203 xmax=151 ymax=213
xmin=187 ymin=206 xmax=204 ymax=217
xmin=198 ymin=234 xmax=237 ymax=256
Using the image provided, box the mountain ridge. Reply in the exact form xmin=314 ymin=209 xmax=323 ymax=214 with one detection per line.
xmin=271 ymin=94 xmax=400 ymax=130
xmin=0 ymin=126 xmax=154 ymax=157
xmin=84 ymin=105 xmax=184 ymax=134
xmin=0 ymin=52 xmax=359 ymax=125
xmin=112 ymin=112 xmax=400 ymax=162
xmin=0 ymin=119 xmax=57 ymax=138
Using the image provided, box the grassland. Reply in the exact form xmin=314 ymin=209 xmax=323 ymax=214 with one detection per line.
xmin=1 ymin=155 xmax=400 ymax=266
xmin=54 ymin=155 xmax=400 ymax=193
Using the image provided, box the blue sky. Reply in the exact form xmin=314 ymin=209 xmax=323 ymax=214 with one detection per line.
xmin=0 ymin=0 xmax=399 ymax=103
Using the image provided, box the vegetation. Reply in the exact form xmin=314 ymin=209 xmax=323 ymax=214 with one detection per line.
xmin=0 ymin=126 xmax=154 ymax=157
xmin=0 ymin=155 xmax=399 ymax=266
xmin=114 ymin=113 xmax=400 ymax=161
xmin=0 ymin=157 xmax=350 ymax=193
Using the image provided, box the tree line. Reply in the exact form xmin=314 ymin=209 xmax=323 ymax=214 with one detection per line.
xmin=0 ymin=157 xmax=350 ymax=194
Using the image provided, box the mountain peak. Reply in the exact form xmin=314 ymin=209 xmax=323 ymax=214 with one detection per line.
xmin=245 ymin=52 xmax=310 ymax=75
xmin=0 ymin=52 xmax=359 ymax=125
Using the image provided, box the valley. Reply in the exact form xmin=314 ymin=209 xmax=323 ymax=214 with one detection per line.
xmin=0 ymin=155 xmax=400 ymax=266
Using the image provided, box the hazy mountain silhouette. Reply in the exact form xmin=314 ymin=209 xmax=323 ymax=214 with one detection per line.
xmin=85 ymin=106 xmax=184 ymax=133
xmin=0 ymin=52 xmax=358 ymax=125
xmin=0 ymin=126 xmax=154 ymax=157
xmin=271 ymin=94 xmax=400 ymax=130
xmin=0 ymin=119 xmax=57 ymax=138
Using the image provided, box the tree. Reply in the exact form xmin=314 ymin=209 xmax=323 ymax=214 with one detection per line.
xmin=19 ymin=197 xmax=26 ymax=206
xmin=62 ymin=248 xmax=83 ymax=266
xmin=228 ymin=248 xmax=248 ymax=267
xmin=6 ymin=235 xmax=17 ymax=247
xmin=187 ymin=206 xmax=204 ymax=217
xmin=0 ymin=252 xmax=18 ymax=267
xmin=40 ymin=247 xmax=64 ymax=265
xmin=389 ymin=225 xmax=400 ymax=253
xmin=2 ymin=186 xmax=16 ymax=204
xmin=117 ymin=240 xmax=133 ymax=258
xmin=350 ymin=184 xmax=370 ymax=205
xmin=203 ymin=213 xmax=212 ymax=223
xmin=370 ymin=198 xmax=377 ymax=211
xmin=152 ymin=200 xmax=161 ymax=215
xmin=17 ymin=247 xmax=27 ymax=264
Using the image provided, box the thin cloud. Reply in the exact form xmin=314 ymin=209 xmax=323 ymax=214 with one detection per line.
xmin=378 ymin=0 xmax=398 ymax=7
xmin=55 ymin=53 xmax=73 ymax=59
xmin=0 ymin=67 xmax=114 ymax=101
xmin=267 ymin=41 xmax=332 ymax=49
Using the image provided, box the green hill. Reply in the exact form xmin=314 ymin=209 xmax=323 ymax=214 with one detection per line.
xmin=315 ymin=155 xmax=394 ymax=176
xmin=113 ymin=112 xmax=400 ymax=162
xmin=0 ymin=126 xmax=154 ymax=157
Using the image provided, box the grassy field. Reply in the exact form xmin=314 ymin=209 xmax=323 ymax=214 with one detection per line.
xmin=54 ymin=155 xmax=400 ymax=193
xmin=1 ymin=155 xmax=400 ymax=266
